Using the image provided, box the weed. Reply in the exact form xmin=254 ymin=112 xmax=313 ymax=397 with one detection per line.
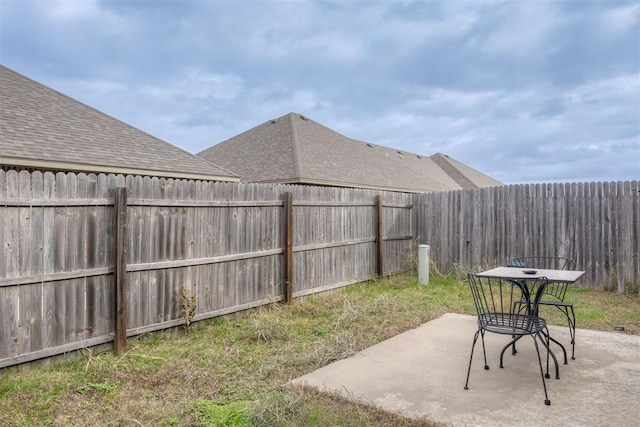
xmin=182 ymin=287 xmax=198 ymax=332
xmin=335 ymin=298 xmax=364 ymax=327
xmin=312 ymin=330 xmax=359 ymax=366
xmin=191 ymin=399 xmax=252 ymax=427
xmin=250 ymin=387 xmax=302 ymax=426
xmin=313 ymin=324 xmax=331 ymax=337
xmin=249 ymin=306 xmax=285 ymax=343
xmin=164 ymin=417 xmax=181 ymax=426
xmin=76 ymin=381 xmax=119 ymax=394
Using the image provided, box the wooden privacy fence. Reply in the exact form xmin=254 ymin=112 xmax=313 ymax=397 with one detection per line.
xmin=4 ymin=169 xmax=635 ymax=369
xmin=414 ymin=181 xmax=640 ymax=293
xmin=0 ymin=170 xmax=413 ymax=368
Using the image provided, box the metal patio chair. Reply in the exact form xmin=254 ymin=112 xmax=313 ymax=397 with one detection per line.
xmin=508 ymin=256 xmax=577 ymax=360
xmin=464 ymin=273 xmax=554 ymax=405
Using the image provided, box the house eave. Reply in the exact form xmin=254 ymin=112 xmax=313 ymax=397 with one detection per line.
xmin=0 ymin=157 xmax=240 ymax=182
xmin=248 ymin=176 xmax=439 ymax=194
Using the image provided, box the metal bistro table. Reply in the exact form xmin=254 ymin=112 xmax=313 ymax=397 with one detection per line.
xmin=477 ymin=266 xmax=586 ymax=376
xmin=477 ymin=267 xmax=585 ymax=285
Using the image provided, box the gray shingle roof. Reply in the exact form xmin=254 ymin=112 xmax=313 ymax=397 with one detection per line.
xmin=0 ymin=65 xmax=238 ymax=181
xmin=198 ymin=113 xmax=502 ymax=192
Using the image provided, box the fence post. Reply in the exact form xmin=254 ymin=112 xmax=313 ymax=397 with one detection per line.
xmin=113 ymin=186 xmax=128 ymax=356
xmin=284 ymin=192 xmax=293 ymax=303
xmin=376 ymin=195 xmax=384 ymax=277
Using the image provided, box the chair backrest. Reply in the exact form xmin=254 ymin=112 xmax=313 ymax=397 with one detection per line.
xmin=508 ymin=256 xmax=575 ymax=271
xmin=467 ymin=274 xmax=548 ymax=332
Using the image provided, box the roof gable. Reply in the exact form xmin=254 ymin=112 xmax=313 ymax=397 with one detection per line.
xmin=0 ymin=65 xmax=238 ymax=181
xmin=198 ymin=114 xmax=299 ymax=182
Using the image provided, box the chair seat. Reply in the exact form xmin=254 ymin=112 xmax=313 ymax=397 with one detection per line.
xmin=479 ymin=312 xmax=547 ymax=335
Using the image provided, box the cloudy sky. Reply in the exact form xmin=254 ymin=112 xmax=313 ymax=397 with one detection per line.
xmin=1 ymin=0 xmax=638 ymax=184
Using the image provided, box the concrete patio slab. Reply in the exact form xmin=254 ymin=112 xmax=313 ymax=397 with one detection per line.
xmin=291 ymin=313 xmax=640 ymax=426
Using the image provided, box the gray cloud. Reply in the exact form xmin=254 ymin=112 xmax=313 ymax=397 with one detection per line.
xmin=1 ymin=0 xmax=638 ymax=183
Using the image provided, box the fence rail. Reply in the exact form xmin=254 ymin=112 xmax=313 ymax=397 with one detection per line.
xmin=414 ymin=181 xmax=639 ymax=293
xmin=0 ymin=170 xmax=413 ymax=368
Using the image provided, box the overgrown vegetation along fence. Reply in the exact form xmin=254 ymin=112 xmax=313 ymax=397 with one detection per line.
xmin=0 ymin=170 xmax=413 ymax=368
xmin=414 ymin=181 xmax=639 ymax=293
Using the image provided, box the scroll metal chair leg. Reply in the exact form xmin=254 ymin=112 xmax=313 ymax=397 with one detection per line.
xmin=546 ymin=333 xmax=568 ymax=365
xmin=537 ymin=329 xmax=560 ymax=380
xmin=464 ymin=329 xmax=481 ymax=390
xmin=500 ymin=335 xmax=522 ymax=368
xmin=546 ymin=329 xmax=550 ymax=378
xmin=568 ymin=306 xmax=576 ymax=360
xmin=532 ymin=334 xmax=551 ymax=406
xmin=479 ymin=330 xmax=489 ymax=370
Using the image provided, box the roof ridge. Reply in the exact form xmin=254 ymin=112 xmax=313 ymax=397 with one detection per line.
xmin=431 ymin=153 xmax=478 ymax=189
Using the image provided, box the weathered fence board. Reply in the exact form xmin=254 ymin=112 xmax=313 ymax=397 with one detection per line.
xmin=414 ymin=181 xmax=639 ymax=292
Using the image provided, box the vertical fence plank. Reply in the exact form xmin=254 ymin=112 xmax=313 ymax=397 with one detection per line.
xmin=76 ymin=174 xmax=88 ymax=345
xmin=376 ymin=195 xmax=384 ymax=276
xmin=63 ymin=173 xmax=79 ymax=347
xmin=41 ymin=172 xmax=56 ymax=356
xmin=0 ymin=170 xmax=5 ymax=280
xmin=113 ymin=187 xmax=127 ymax=356
xmin=284 ymin=192 xmax=293 ymax=303
xmin=631 ymin=181 xmax=640 ymax=293
xmin=17 ymin=171 xmax=33 ymax=358
xmin=126 ymin=175 xmax=143 ymax=329
xmin=600 ymin=182 xmax=611 ymax=289
xmin=614 ymin=181 xmax=625 ymax=293
xmin=85 ymin=173 xmax=98 ymax=340
xmin=30 ymin=172 xmax=44 ymax=355
xmin=0 ymin=170 xmax=7 ymax=360
xmin=98 ymin=174 xmax=113 ymax=338
xmin=3 ymin=171 xmax=19 ymax=359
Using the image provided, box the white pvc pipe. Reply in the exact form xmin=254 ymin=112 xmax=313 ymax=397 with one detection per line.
xmin=418 ymin=244 xmax=430 ymax=285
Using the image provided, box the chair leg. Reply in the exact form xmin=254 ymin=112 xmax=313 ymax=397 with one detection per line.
xmin=500 ymin=335 xmax=522 ymax=368
xmin=464 ymin=329 xmax=481 ymax=390
xmin=537 ymin=329 xmax=560 ymax=380
xmin=568 ymin=305 xmax=576 ymax=360
xmin=546 ymin=333 xmax=568 ymax=365
xmin=555 ymin=304 xmax=576 ymax=361
xmin=479 ymin=329 xmax=489 ymax=370
xmin=532 ymin=334 xmax=551 ymax=405
xmin=545 ymin=329 xmax=550 ymax=378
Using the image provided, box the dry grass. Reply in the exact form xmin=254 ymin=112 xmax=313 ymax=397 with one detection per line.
xmin=1 ymin=273 xmax=638 ymax=426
